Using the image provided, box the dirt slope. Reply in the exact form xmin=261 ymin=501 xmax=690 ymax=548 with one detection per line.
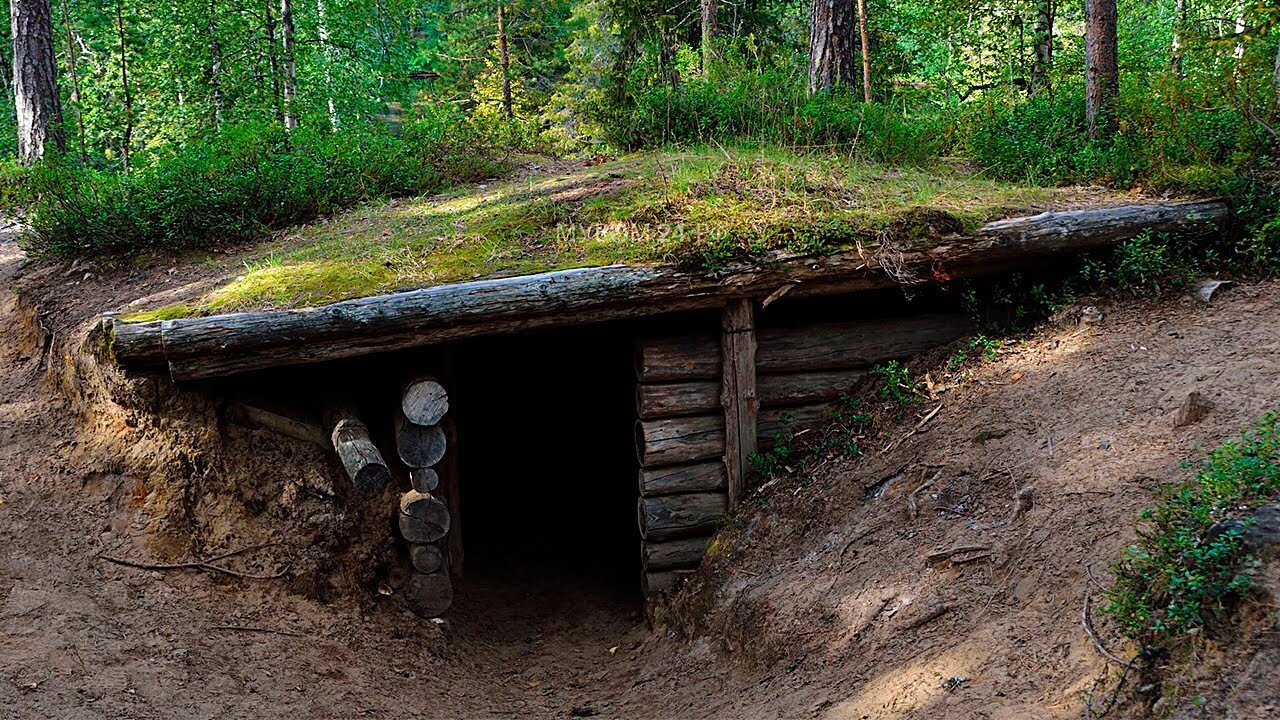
xmin=3 ymin=226 xmax=1279 ymax=719
xmin=623 ymin=280 xmax=1280 ymax=720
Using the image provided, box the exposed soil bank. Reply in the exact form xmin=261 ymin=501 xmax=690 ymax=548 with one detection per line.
xmin=3 ymin=231 xmax=1279 ymax=718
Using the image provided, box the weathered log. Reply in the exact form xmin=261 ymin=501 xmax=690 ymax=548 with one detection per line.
xmin=398 ymin=490 xmax=451 ymax=543
xmin=637 ymin=314 xmax=970 ymax=384
xmin=756 ymin=314 xmax=971 ymax=374
xmin=409 ymin=543 xmax=443 ymax=574
xmin=410 ymin=467 xmax=439 ymax=493
xmin=721 ymin=299 xmax=757 ymax=506
xmin=759 ymin=370 xmax=867 ymax=407
xmin=635 ymin=415 xmax=725 ymax=467
xmin=638 ymin=368 xmax=870 ymax=420
xmin=228 ymin=402 xmax=327 ymax=445
xmin=643 ymin=569 xmax=696 ymax=596
xmin=635 ymin=336 xmax=720 ymax=382
xmin=395 ymin=413 xmax=447 ymax=469
xmin=637 ymin=380 xmax=721 ymax=419
xmin=110 ymin=200 xmax=1229 ymax=380
xmin=406 ymin=571 xmax=453 ymax=618
xmin=402 ymin=378 xmax=449 ymax=426
xmin=639 ymin=492 xmax=728 ymax=541
xmin=643 ymin=536 xmax=712 ymax=571
xmin=323 ymin=406 xmax=391 ymax=496
xmin=757 ymin=403 xmax=838 ymax=446
xmin=639 ymin=461 xmax=727 ymax=497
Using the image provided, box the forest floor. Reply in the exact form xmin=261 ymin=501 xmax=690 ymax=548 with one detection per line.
xmin=113 ymin=148 xmax=1161 ymax=322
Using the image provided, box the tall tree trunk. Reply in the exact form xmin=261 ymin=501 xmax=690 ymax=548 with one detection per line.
xmin=1171 ymin=0 xmax=1185 ymax=76
xmin=808 ymin=0 xmax=858 ymax=95
xmin=316 ymin=0 xmax=338 ymax=126
xmin=496 ymin=2 xmax=512 ymax=118
xmin=1085 ymin=0 xmax=1118 ymax=140
xmin=1029 ymin=0 xmax=1053 ymax=96
xmin=207 ymin=0 xmax=224 ymax=129
xmin=58 ymin=0 xmax=85 ymax=160
xmin=264 ymin=0 xmax=284 ymax=123
xmin=856 ymin=0 xmax=871 ymax=102
xmin=115 ymin=0 xmax=131 ymax=169
xmin=700 ymin=0 xmax=716 ymax=72
xmin=280 ymin=0 xmax=297 ymax=129
xmin=10 ymin=0 xmax=64 ymax=163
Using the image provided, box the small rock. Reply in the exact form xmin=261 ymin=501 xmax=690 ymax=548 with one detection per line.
xmin=1173 ymin=391 xmax=1212 ymax=428
xmin=1080 ymin=306 xmax=1104 ymax=325
xmin=570 ymin=706 xmax=598 ymax=717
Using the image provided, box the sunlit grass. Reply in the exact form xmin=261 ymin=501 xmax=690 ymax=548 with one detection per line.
xmin=124 ymin=146 xmax=1103 ymax=319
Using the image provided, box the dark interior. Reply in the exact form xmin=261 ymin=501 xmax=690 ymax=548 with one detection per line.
xmin=450 ymin=324 xmax=641 ymax=591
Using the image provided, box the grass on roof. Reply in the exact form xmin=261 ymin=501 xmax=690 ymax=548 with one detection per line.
xmin=121 ymin=146 xmax=1073 ymax=321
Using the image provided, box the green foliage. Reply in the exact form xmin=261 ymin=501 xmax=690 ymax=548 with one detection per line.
xmin=1105 ymin=412 xmax=1280 ymax=641
xmin=0 ymin=159 xmax=30 ymax=209
xmin=1079 ymin=230 xmax=1199 ymax=295
xmin=948 ymin=335 xmax=1003 ymax=370
xmin=22 ymin=115 xmax=506 ymax=256
xmin=871 ymin=360 xmax=917 ymax=409
xmin=748 ymin=395 xmax=871 ymax=479
xmin=749 ymin=411 xmax=797 ymax=477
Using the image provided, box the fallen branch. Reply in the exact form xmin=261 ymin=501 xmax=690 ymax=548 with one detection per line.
xmin=1081 ymin=590 xmax=1138 ymax=670
xmin=99 ymin=542 xmax=287 ymax=580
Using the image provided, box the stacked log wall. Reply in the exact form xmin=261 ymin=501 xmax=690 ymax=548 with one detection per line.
xmin=634 ymin=311 xmax=973 ymax=593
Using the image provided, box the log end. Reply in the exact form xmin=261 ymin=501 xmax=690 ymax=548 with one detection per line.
xmin=406 ymin=571 xmax=454 ymax=617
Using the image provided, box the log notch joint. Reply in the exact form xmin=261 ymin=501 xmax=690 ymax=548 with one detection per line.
xmin=720 ymin=298 xmax=757 ymax=508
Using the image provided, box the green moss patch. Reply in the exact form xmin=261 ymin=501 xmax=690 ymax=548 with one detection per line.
xmin=122 ymin=146 xmax=1119 ymax=319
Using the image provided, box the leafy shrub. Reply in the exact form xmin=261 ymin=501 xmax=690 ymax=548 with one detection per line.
xmin=604 ymin=50 xmax=947 ymax=164
xmin=871 ymin=360 xmax=917 ymax=408
xmin=0 ymin=159 xmax=30 ymax=210
xmin=22 ymin=111 xmax=508 ymax=257
xmin=1105 ymin=413 xmax=1280 ymax=641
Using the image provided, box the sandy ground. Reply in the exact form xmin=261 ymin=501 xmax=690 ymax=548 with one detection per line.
xmin=3 ymin=226 xmax=1280 ymax=719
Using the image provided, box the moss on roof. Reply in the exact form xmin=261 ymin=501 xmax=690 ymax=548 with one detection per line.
xmin=119 ymin=146 xmax=1123 ymax=322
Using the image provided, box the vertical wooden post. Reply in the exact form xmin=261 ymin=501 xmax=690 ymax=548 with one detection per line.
xmin=720 ymin=298 xmax=757 ymax=508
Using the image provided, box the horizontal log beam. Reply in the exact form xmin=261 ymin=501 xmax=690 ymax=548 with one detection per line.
xmin=635 ymin=415 xmax=725 ymax=467
xmin=110 ymin=201 xmax=1229 ymax=380
xmin=639 ymin=461 xmax=727 ymax=497
xmin=643 ymin=536 xmax=712 ymax=571
xmin=757 ymin=403 xmax=838 ymax=447
xmin=639 ymin=492 xmax=728 ymax=541
xmin=637 ymin=313 xmax=971 ymax=383
xmin=643 ymin=568 xmax=696 ymax=596
xmin=638 ymin=369 xmax=870 ymax=419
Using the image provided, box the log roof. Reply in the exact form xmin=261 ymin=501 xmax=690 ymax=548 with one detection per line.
xmin=107 ymin=199 xmax=1230 ymax=381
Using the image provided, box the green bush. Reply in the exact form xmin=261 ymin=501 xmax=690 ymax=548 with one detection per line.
xmin=22 ymin=111 xmax=508 ymax=257
xmin=605 ymin=50 xmax=947 ymax=164
xmin=0 ymin=159 xmax=30 ymax=210
xmin=1105 ymin=412 xmax=1280 ymax=641
xmin=962 ymin=79 xmax=1273 ymax=188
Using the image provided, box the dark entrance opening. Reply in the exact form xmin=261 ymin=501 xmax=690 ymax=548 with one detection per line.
xmin=452 ymin=324 xmax=640 ymax=594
